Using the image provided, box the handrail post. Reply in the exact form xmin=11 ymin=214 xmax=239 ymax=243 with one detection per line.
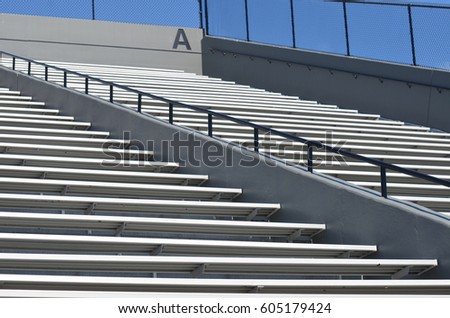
xmin=198 ymin=0 xmax=204 ymax=29
xmin=137 ymin=94 xmax=142 ymax=113
xmin=27 ymin=61 xmax=31 ymax=75
xmin=85 ymin=77 xmax=89 ymax=94
xmin=204 ymin=0 xmax=210 ymax=35
xmin=109 ymin=85 xmax=113 ymax=103
xmin=343 ymin=2 xmax=351 ymax=56
xmin=63 ymin=72 xmax=67 ymax=87
xmin=169 ymin=103 xmax=174 ymax=124
xmin=208 ymin=114 xmax=213 ymax=137
xmin=290 ymin=0 xmax=296 ymax=48
xmin=12 ymin=57 xmax=15 ymax=70
xmin=254 ymin=128 xmax=259 ymax=152
xmin=407 ymin=4 xmax=417 ymax=66
xmin=307 ymin=144 xmax=314 ymax=173
xmin=380 ymin=166 xmax=388 ymax=198
xmin=44 ymin=66 xmax=48 ymax=81
xmin=244 ymin=0 xmax=250 ymax=41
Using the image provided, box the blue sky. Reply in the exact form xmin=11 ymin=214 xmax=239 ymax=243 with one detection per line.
xmin=1 ymin=0 xmax=449 ymax=69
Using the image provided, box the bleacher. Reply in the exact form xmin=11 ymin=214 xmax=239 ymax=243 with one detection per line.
xmin=4 ymin=59 xmax=448 ymax=213
xmin=0 ymin=59 xmax=449 ymax=295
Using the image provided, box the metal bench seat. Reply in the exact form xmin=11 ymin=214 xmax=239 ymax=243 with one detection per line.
xmin=186 ymin=123 xmax=443 ymax=138
xmin=0 ymin=125 xmax=110 ymax=138
xmin=316 ymin=170 xmax=450 ymax=184
xmin=0 ymin=253 xmax=436 ymax=278
xmin=0 ymin=100 xmax=46 ymax=107
xmin=228 ymin=138 xmax=450 ymax=154
xmin=0 ymin=154 xmax=178 ymax=172
xmin=0 ymin=134 xmax=127 ymax=147
xmin=214 ymin=130 xmax=450 ymax=145
xmin=0 ymin=211 xmax=324 ymax=240
xmin=0 ymin=275 xmax=448 ymax=294
xmin=0 ymin=89 xmax=21 ymax=95
xmin=165 ymin=115 xmax=427 ymax=132
xmin=392 ymin=196 xmax=450 ymax=212
xmin=350 ymin=182 xmax=450 ymax=196
xmin=144 ymin=107 xmax=402 ymax=126
xmin=0 ymin=106 xmax=59 ymax=115
xmin=0 ymin=165 xmax=206 ymax=185
xmin=258 ymin=146 xmax=450 ymax=159
xmin=0 ymin=233 xmax=376 ymax=258
xmin=0 ymin=177 xmax=242 ymax=200
xmin=0 ymin=142 xmax=153 ymax=159
xmin=64 ymin=78 xmax=324 ymax=103
xmin=0 ymin=193 xmax=280 ymax=219
xmin=0 ymin=94 xmax=32 ymax=101
xmin=0 ymin=111 xmax=74 ymax=121
xmin=0 ymin=117 xmax=90 ymax=130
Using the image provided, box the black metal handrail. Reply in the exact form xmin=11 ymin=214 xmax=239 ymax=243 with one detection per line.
xmin=1 ymin=51 xmax=450 ymax=199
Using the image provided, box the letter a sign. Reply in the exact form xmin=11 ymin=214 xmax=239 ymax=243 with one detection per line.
xmin=173 ymin=29 xmax=192 ymax=51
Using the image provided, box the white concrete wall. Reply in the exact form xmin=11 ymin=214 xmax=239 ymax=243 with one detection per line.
xmin=0 ymin=14 xmax=204 ymax=74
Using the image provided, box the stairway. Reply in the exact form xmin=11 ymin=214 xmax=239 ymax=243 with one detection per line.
xmin=3 ymin=59 xmax=448 ymax=214
xmin=0 ymin=86 xmax=444 ymax=294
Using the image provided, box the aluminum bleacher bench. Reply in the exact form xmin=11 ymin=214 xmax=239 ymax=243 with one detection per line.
xmin=0 ymin=253 xmax=436 ymax=278
xmin=0 ymin=233 xmax=376 ymax=258
xmin=1 ymin=275 xmax=449 ymax=294
xmin=0 ymin=193 xmax=280 ymax=219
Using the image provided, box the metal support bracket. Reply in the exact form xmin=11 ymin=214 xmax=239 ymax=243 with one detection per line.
xmin=192 ymin=264 xmax=207 ymax=278
xmin=21 ymin=160 xmax=27 ymax=166
xmin=287 ymin=229 xmax=302 ymax=242
xmin=392 ymin=266 xmax=411 ymax=280
xmin=339 ymin=251 xmax=352 ymax=259
xmin=181 ymin=179 xmax=190 ymax=186
xmin=246 ymin=209 xmax=259 ymax=221
xmin=40 ymin=172 xmax=47 ymax=179
xmin=115 ymin=222 xmax=127 ymax=237
xmin=212 ymin=193 xmax=222 ymax=201
xmin=61 ymin=185 xmax=70 ymax=196
xmin=150 ymin=244 xmax=164 ymax=256
xmin=85 ymin=203 xmax=96 ymax=215
xmin=250 ymin=286 xmax=264 ymax=293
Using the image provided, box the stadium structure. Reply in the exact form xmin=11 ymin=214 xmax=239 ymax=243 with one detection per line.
xmin=0 ymin=5 xmax=450 ymax=296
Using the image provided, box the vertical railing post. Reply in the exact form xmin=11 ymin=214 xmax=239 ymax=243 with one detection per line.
xmin=27 ymin=61 xmax=31 ymax=75
xmin=92 ymin=0 xmax=96 ymax=20
xmin=307 ymin=144 xmax=314 ymax=173
xmin=45 ymin=67 xmax=48 ymax=81
xmin=85 ymin=77 xmax=89 ymax=94
xmin=244 ymin=0 xmax=250 ymax=41
xmin=109 ymin=85 xmax=113 ymax=103
xmin=63 ymin=72 xmax=67 ymax=87
xmin=290 ymin=0 xmax=296 ymax=48
xmin=12 ymin=57 xmax=15 ymax=70
xmin=137 ymin=94 xmax=142 ymax=113
xmin=204 ymin=0 xmax=210 ymax=35
xmin=208 ymin=114 xmax=213 ymax=137
xmin=343 ymin=2 xmax=351 ymax=56
xmin=254 ymin=128 xmax=259 ymax=152
xmin=198 ymin=0 xmax=204 ymax=29
xmin=380 ymin=166 xmax=388 ymax=198
xmin=407 ymin=4 xmax=417 ymax=66
xmin=169 ymin=103 xmax=174 ymax=124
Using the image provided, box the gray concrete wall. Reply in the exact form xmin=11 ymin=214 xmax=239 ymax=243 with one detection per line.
xmin=202 ymin=37 xmax=450 ymax=132
xmin=0 ymin=14 xmax=203 ymax=73
xmin=1 ymin=65 xmax=450 ymax=279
